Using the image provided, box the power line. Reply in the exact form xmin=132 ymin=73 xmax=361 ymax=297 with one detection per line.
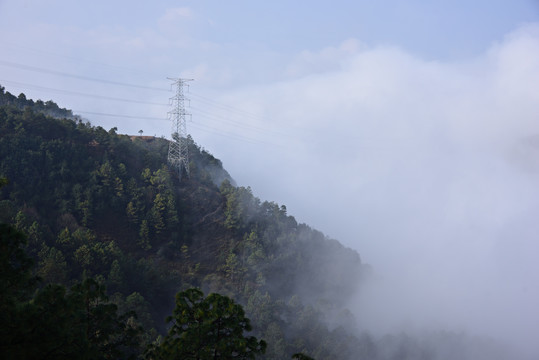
xmin=74 ymin=110 xmax=166 ymax=121
xmin=73 ymin=110 xmax=280 ymax=146
xmin=190 ymin=106 xmax=288 ymax=138
xmin=0 ymin=40 xmax=165 ymax=78
xmin=1 ymin=41 xmax=277 ymax=123
xmin=0 ymin=60 xmax=170 ymax=92
xmin=0 ymin=79 xmax=168 ymax=106
xmin=190 ymin=92 xmax=266 ymax=121
xmin=189 ymin=121 xmax=282 ymax=147
xmin=189 ymin=92 xmax=310 ymax=135
xmin=0 ymin=58 xmax=294 ymax=146
xmin=0 ymin=49 xmax=291 ymax=135
xmin=0 ymin=77 xmax=280 ymax=145
xmin=1 ymin=41 xmax=298 ymax=134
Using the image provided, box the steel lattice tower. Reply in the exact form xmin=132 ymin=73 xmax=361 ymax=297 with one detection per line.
xmin=167 ymin=78 xmax=193 ymax=179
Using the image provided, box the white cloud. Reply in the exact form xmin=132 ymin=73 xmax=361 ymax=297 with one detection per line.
xmin=205 ymin=23 xmax=539 ymax=356
xmin=158 ymin=7 xmax=194 ymax=35
xmin=284 ymin=38 xmax=363 ymax=78
xmin=160 ymin=7 xmax=193 ymax=22
xmin=1 ymin=2 xmax=538 ymax=352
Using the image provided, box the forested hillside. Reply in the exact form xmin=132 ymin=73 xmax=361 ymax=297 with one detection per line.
xmin=0 ymin=86 xmax=368 ymax=359
xmin=1 ymin=87 xmax=517 ymax=360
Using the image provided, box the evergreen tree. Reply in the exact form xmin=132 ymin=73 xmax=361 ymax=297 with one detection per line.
xmin=147 ymin=288 xmax=266 ymax=359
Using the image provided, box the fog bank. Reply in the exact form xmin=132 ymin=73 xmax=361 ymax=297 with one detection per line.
xmin=208 ymin=24 xmax=539 ymax=357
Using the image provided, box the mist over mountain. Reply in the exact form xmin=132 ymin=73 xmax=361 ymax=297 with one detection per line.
xmin=0 ymin=87 xmax=534 ymax=359
xmin=212 ymin=24 xmax=539 ymax=360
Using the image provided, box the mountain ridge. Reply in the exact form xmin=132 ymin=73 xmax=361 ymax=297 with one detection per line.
xmin=0 ymin=86 xmax=368 ymax=359
xmin=1 ymin=86 xmax=517 ymax=360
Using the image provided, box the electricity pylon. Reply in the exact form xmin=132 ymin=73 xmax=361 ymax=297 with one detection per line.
xmin=167 ymin=78 xmax=193 ymax=179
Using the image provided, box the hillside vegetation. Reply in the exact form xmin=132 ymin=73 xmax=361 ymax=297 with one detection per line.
xmin=0 ymin=86 xmax=367 ymax=359
xmin=1 ymin=87 xmax=515 ymax=360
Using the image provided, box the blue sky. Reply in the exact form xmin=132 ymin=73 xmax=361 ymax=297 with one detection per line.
xmin=2 ymin=1 xmax=538 ymax=72
xmin=0 ymin=0 xmax=537 ymax=94
xmin=3 ymin=0 xmax=537 ymax=58
xmin=2 ymin=0 xmax=539 ymax=355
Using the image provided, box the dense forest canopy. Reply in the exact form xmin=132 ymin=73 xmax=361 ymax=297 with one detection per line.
xmin=0 ymin=87 xmax=519 ymax=359
xmin=0 ymin=87 xmax=369 ymax=359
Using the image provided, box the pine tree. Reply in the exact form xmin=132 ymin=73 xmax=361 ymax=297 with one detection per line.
xmin=147 ymin=288 xmax=266 ymax=359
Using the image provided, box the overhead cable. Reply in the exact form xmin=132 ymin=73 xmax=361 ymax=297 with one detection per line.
xmin=0 ymin=60 xmax=169 ymax=92
xmin=0 ymin=79 xmax=168 ymax=106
